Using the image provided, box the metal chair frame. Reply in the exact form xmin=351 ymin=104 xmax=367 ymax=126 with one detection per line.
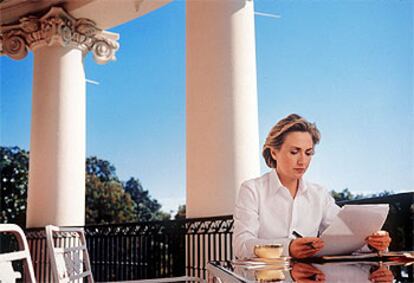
xmin=0 ymin=223 xmax=36 ymax=283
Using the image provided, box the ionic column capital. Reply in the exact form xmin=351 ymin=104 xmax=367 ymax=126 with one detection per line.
xmin=0 ymin=6 xmax=119 ymax=64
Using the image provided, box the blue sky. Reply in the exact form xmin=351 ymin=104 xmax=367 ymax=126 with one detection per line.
xmin=1 ymin=0 xmax=413 ymax=214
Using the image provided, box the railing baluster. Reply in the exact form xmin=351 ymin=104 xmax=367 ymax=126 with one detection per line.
xmin=139 ymin=232 xmax=143 ymax=279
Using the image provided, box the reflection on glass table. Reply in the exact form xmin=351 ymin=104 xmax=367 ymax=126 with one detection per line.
xmin=207 ymin=254 xmax=414 ymax=283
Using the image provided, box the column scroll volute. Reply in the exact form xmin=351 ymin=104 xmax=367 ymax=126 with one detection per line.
xmin=0 ymin=6 xmax=119 ymax=64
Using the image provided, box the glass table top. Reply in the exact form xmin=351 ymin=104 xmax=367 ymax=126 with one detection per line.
xmin=207 ymin=253 xmax=414 ymax=283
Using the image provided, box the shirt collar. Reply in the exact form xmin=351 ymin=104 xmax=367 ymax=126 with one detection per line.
xmin=270 ymin=170 xmax=308 ymax=194
xmin=270 ymin=170 xmax=284 ymax=192
xmin=298 ymin=178 xmax=307 ymax=193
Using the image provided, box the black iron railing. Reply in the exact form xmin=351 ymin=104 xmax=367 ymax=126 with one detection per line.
xmin=185 ymin=215 xmax=233 ymax=279
xmin=22 ymin=192 xmax=413 ymax=282
xmin=84 ymin=220 xmax=186 ymax=282
xmin=25 ymin=216 xmax=234 ymax=282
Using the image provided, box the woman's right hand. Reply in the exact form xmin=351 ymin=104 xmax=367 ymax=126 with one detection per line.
xmin=289 ymin=237 xmax=324 ymax=258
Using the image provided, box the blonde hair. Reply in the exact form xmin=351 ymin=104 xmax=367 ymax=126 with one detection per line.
xmin=262 ymin=114 xmax=321 ymax=168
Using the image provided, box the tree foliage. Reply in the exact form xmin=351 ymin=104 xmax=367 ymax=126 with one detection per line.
xmin=330 ymin=188 xmax=394 ymax=202
xmin=330 ymin=188 xmax=364 ymax=202
xmin=371 ymin=190 xmax=394 ymax=198
xmin=86 ymin=157 xmax=170 ymax=223
xmin=0 ymin=146 xmax=29 ymax=226
xmin=124 ymin=177 xmax=170 ymax=221
xmin=175 ymin=204 xmax=186 ymax=220
xmin=0 ymin=146 xmax=171 ymax=225
xmin=85 ymin=156 xmax=139 ymax=224
xmin=86 ymin=156 xmax=118 ymax=182
xmin=85 ymin=175 xmax=137 ymax=224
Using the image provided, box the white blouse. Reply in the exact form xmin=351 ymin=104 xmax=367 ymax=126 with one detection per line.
xmin=233 ymin=170 xmax=340 ymax=259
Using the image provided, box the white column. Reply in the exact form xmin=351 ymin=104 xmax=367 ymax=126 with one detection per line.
xmin=186 ymin=0 xmax=260 ymax=217
xmin=27 ymin=46 xmax=86 ymax=227
xmin=1 ymin=7 xmax=119 ymax=227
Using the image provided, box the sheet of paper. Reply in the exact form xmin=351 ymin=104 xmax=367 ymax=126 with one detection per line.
xmin=317 ymin=204 xmax=389 ymax=256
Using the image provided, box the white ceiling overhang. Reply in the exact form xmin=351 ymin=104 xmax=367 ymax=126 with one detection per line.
xmin=0 ymin=0 xmax=172 ymax=29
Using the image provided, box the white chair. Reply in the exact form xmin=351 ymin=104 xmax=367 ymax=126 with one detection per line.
xmin=0 ymin=224 xmax=36 ymax=283
xmin=45 ymin=225 xmax=94 ymax=283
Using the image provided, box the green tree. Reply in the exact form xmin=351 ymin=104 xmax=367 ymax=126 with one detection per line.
xmin=174 ymin=204 xmax=186 ymax=220
xmin=85 ymin=175 xmax=138 ymax=224
xmin=0 ymin=146 xmax=29 ymax=226
xmin=371 ymin=190 xmax=394 ymax=198
xmin=86 ymin=156 xmax=118 ymax=182
xmin=124 ymin=177 xmax=170 ymax=221
xmin=330 ymin=188 xmax=364 ymax=202
xmin=331 ymin=188 xmax=394 ymax=202
xmin=85 ymin=157 xmax=140 ymax=224
xmin=0 ymin=148 xmax=171 ymax=225
xmin=154 ymin=210 xmax=171 ymax=221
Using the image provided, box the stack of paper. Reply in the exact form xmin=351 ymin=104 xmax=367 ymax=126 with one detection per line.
xmin=317 ymin=204 xmax=389 ymax=256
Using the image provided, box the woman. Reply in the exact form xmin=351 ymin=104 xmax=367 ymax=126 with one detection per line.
xmin=233 ymin=114 xmax=391 ymax=259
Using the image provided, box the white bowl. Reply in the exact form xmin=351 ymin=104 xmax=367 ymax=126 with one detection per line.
xmin=254 ymin=244 xmax=283 ymax=259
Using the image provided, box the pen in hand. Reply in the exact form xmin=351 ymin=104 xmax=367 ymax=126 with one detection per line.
xmin=292 ymin=230 xmax=316 ymax=249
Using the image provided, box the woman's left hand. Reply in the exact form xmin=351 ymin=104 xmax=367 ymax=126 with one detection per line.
xmin=366 ymin=231 xmax=391 ymax=252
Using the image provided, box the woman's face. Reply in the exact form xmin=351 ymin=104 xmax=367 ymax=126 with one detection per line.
xmin=271 ymin=131 xmax=314 ymax=181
